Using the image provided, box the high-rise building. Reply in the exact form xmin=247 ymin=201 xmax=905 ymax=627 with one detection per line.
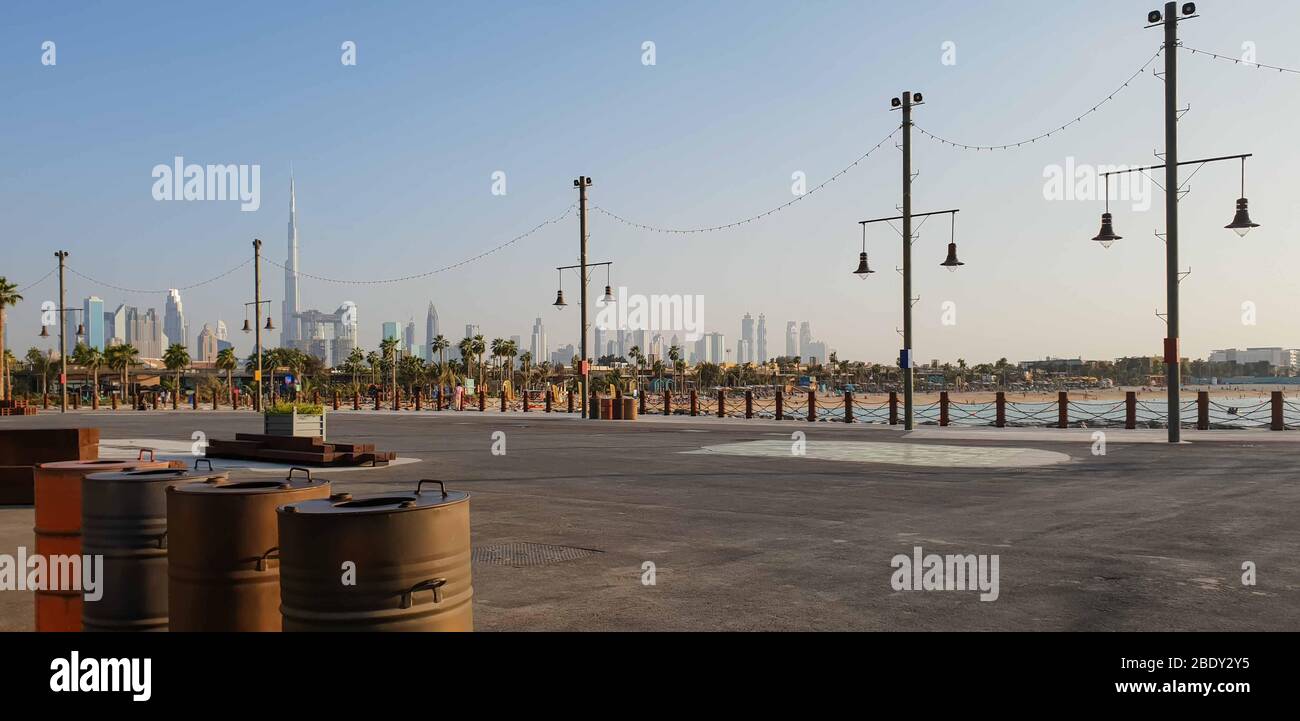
xmin=529 ymin=317 xmax=548 ymax=366
xmin=108 ymin=304 xmax=129 ymax=346
xmin=740 ymin=313 xmax=754 ymax=365
xmin=282 ymin=174 xmax=302 ymax=348
xmin=708 ymin=333 xmax=727 ymax=365
xmin=197 ymin=324 xmax=218 ymax=362
xmin=215 ymin=319 xmax=228 ymax=341
xmin=551 ymin=344 xmax=576 ymax=367
xmin=807 ymin=341 xmax=828 ymax=365
xmin=593 ymin=326 xmax=606 ymax=361
xmin=163 ymin=289 xmax=187 ymax=351
xmin=83 ymin=296 xmax=105 ymax=351
xmin=425 ymin=303 xmax=440 ymax=361
xmin=785 ymin=322 xmax=797 ymax=358
xmin=130 ymin=308 xmax=165 ymax=358
xmin=382 ymin=321 xmax=400 ymax=343
xmin=404 ymin=321 xmax=416 ymax=357
xmin=757 ymin=314 xmax=768 ymax=363
xmin=799 ymin=322 xmax=812 ymax=359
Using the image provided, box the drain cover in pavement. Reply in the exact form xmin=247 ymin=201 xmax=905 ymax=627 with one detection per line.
xmin=472 ymin=542 xmax=602 ymax=567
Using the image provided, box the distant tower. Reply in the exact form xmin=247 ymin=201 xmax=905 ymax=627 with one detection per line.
xmin=425 ymin=303 xmax=440 ymax=360
xmin=785 ymin=322 xmax=797 ymax=358
xmin=740 ymin=313 xmax=755 ymax=364
xmin=163 ymin=289 xmax=187 ymax=350
xmin=282 ymin=173 xmax=301 ymax=348
xmin=756 ymin=314 xmax=768 ymax=363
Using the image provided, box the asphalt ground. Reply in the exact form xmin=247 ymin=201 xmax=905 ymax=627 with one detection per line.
xmin=1 ymin=409 xmax=1296 ymax=631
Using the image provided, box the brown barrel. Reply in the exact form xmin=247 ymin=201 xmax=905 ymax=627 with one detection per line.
xmin=167 ymin=468 xmax=331 ymax=631
xmin=33 ymin=455 xmax=173 ymax=632
xmin=278 ymin=480 xmax=472 ymax=632
xmin=600 ymin=397 xmax=614 ymax=420
xmin=82 ymin=468 xmax=228 ymax=632
xmin=622 ymin=397 xmax=637 ymax=421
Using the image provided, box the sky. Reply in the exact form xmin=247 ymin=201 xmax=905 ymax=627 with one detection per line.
xmin=2 ymin=0 xmax=1298 ymax=365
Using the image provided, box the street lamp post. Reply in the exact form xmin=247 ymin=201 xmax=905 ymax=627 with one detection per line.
xmin=47 ymin=251 xmax=84 ymax=413
xmin=1088 ymin=3 xmax=1259 ymax=442
xmin=856 ymin=90 xmax=964 ymax=430
xmin=242 ymin=239 xmax=273 ymax=411
xmin=552 ymin=259 xmax=613 ymax=419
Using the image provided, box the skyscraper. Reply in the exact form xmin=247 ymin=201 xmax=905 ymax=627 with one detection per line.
xmin=593 ymin=326 xmax=606 ymax=361
xmin=404 ymin=321 xmax=416 ymax=357
xmin=382 ymin=321 xmax=399 ymax=343
xmin=130 ymin=308 xmax=165 ymax=358
xmin=757 ymin=314 xmax=768 ymax=363
xmin=164 ymin=289 xmax=187 ymax=351
xmin=197 ymin=324 xmax=218 ymax=362
xmin=282 ymin=174 xmax=302 ymax=349
xmin=215 ymin=319 xmax=228 ymax=342
xmin=83 ymin=296 xmax=105 ymax=351
xmin=740 ymin=313 xmax=754 ymax=365
xmin=108 ymin=304 xmax=129 ymax=345
xmin=425 ymin=303 xmax=440 ymax=360
xmin=530 ymin=317 xmax=548 ymax=366
xmin=799 ymin=322 xmax=812 ymax=359
xmin=785 ymin=322 xmax=797 ymax=358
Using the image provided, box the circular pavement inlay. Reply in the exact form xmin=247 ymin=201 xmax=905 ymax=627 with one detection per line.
xmin=687 ymin=440 xmax=1071 ymax=468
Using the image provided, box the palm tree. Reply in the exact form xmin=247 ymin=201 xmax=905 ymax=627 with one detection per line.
xmin=365 ymin=351 xmax=380 ymax=386
xmin=471 ymin=334 xmax=486 ymax=389
xmin=3 ymin=349 xmax=15 ymax=398
xmin=344 ymin=347 xmax=366 ymax=393
xmin=628 ymin=345 xmax=643 ymax=393
xmin=0 ymin=278 xmax=21 ymax=401
xmin=667 ymin=345 xmax=681 ymax=392
xmin=379 ymin=337 xmax=399 ymax=396
xmin=519 ymin=351 xmax=532 ymax=389
xmin=105 ymin=344 xmax=140 ymax=401
xmin=72 ymin=343 xmax=104 ymax=405
xmin=490 ymin=338 xmax=505 ymax=388
xmin=26 ymin=348 xmax=49 ymax=397
xmin=432 ymin=334 xmax=449 ymax=373
xmin=163 ymin=343 xmax=190 ymax=408
xmin=216 ymin=347 xmax=237 ymax=404
xmin=502 ymin=339 xmax=518 ymax=389
xmin=456 ymin=338 xmax=474 ymax=387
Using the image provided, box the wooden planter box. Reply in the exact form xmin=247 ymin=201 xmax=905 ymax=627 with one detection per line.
xmin=263 ymin=411 xmax=327 ymax=439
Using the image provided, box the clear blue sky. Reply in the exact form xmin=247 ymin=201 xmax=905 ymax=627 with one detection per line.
xmin=3 ymin=0 xmax=1298 ymax=363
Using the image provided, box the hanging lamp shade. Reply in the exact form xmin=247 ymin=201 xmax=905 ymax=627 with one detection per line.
xmin=852 ymin=252 xmax=875 ymax=277
xmin=1225 ymin=198 xmax=1259 ymax=237
xmin=39 ymin=325 xmax=49 ymax=338
xmin=603 ymin=285 xmax=615 ymax=303
xmin=553 ymin=289 xmax=567 ymax=309
xmin=75 ymin=323 xmax=85 ymax=337
xmin=241 ymin=318 xmax=252 ymax=333
xmin=264 ymin=316 xmax=275 ymax=331
xmin=940 ymin=242 xmax=964 ymax=271
xmin=1092 ymin=212 xmax=1121 ymax=248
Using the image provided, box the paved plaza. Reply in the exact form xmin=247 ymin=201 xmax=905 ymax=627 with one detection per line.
xmin=2 ymin=410 xmax=1297 ymax=631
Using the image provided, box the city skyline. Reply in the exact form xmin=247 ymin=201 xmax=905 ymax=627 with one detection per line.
xmin=4 ymin=1 xmax=1299 ymax=365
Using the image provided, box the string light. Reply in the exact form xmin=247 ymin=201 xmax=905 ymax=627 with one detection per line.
xmin=1182 ymin=45 xmax=1300 ymax=75
xmin=14 ymin=268 xmax=56 ymax=292
xmin=66 ymin=258 xmax=251 ymax=294
xmin=914 ymin=48 xmax=1164 ymax=151
xmin=593 ymin=127 xmax=900 ymax=234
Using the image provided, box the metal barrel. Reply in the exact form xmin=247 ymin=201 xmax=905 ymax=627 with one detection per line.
xmin=167 ymin=468 xmax=330 ymax=631
xmin=278 ymin=480 xmax=472 ymax=632
xmin=33 ymin=455 xmax=174 ymax=632
xmin=81 ymin=467 xmax=228 ymax=632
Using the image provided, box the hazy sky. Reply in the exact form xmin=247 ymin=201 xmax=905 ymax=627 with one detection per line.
xmin=3 ymin=1 xmax=1298 ymax=364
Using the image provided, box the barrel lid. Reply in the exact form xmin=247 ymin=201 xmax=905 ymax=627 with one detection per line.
xmin=38 ymin=459 xmax=158 ymax=471
xmin=84 ymin=468 xmax=229 ymax=484
xmin=171 ymin=467 xmax=328 ymax=495
xmin=279 ymin=480 xmax=467 ymax=516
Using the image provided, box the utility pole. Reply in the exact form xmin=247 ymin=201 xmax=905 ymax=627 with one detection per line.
xmin=575 ymin=176 xmax=592 ymax=419
xmin=56 ymin=250 xmax=69 ymax=413
xmin=1159 ymin=0 xmax=1182 ymax=443
xmin=901 ymin=91 xmax=915 ymax=430
xmin=253 ymin=238 xmax=263 ymax=411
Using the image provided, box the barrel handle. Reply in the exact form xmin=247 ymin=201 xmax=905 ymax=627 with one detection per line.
xmin=285 ymin=467 xmax=312 ymax=482
xmin=193 ymin=458 xmax=213 ymax=471
xmin=400 ymin=578 xmax=447 ymax=608
xmin=256 ymin=546 xmax=280 ymax=572
xmin=415 ymin=479 xmax=447 ymax=497
xmin=137 ymin=448 xmax=156 ymax=461
xmin=151 ymin=530 xmax=168 ymax=549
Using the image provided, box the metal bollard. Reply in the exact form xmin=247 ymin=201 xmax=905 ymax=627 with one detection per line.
xmin=1125 ymin=392 xmax=1136 ymax=429
xmin=745 ymin=390 xmax=753 ymax=419
xmin=717 ymin=389 xmax=725 ymax=418
xmin=939 ymin=391 xmax=949 ymax=427
xmin=1197 ymin=391 xmax=1209 ymax=430
xmin=995 ymin=391 xmax=1006 ymax=428
xmin=1058 ymin=391 xmax=1069 ymax=429
xmin=888 ymin=392 xmax=898 ymax=425
xmin=844 ymin=390 xmax=853 ymax=424
xmin=807 ymin=389 xmax=816 ymax=422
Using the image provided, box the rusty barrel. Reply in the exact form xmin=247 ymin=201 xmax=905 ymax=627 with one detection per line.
xmin=33 ymin=454 xmax=173 ymax=632
xmin=278 ymin=480 xmax=472 ymax=631
xmin=622 ymin=397 xmax=637 ymax=421
xmin=599 ymin=397 xmax=614 ymax=420
xmin=167 ymin=468 xmax=331 ymax=631
xmin=82 ymin=467 xmax=228 ymax=632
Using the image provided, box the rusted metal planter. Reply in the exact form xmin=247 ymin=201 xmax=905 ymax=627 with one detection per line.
xmin=33 ymin=454 xmax=173 ymax=632
xmin=167 ymin=468 xmax=330 ymax=632
xmin=81 ymin=467 xmax=228 ymax=632
xmin=278 ymin=480 xmax=472 ymax=632
xmin=264 ymin=411 xmax=327 ymax=439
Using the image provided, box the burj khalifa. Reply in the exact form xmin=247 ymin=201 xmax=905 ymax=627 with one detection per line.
xmin=282 ymin=175 xmax=301 ymax=348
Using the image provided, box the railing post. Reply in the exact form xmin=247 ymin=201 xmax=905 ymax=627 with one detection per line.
xmin=545 ymin=389 xmax=552 ymax=413
xmin=1271 ymin=391 xmax=1284 ymax=431
xmin=690 ymin=390 xmax=698 ymax=416
xmin=394 ymin=388 xmax=402 ymax=411
xmin=844 ymin=390 xmax=853 ymax=423
xmin=745 ymin=390 xmax=753 ymax=419
xmin=333 ymin=390 xmax=339 ymax=411
xmin=567 ymin=390 xmax=574 ymax=413
xmin=717 ymin=389 xmax=725 ymax=418
xmin=995 ymin=391 xmax=1005 ymax=428
xmin=92 ymin=391 xmax=98 ymax=410
xmin=1125 ymin=391 xmax=1136 ymax=429
xmin=888 ymin=391 xmax=898 ymax=425
xmin=313 ymin=389 xmax=320 ymax=405
xmin=775 ymin=391 xmax=783 ymax=420
xmin=415 ymin=387 xmax=422 ymax=411
xmin=1058 ymin=391 xmax=1069 ymax=429
xmin=111 ymin=393 xmax=118 ymax=410
xmin=353 ymin=391 xmax=360 ymax=410
xmin=212 ymin=391 xmax=218 ymax=411
xmin=374 ymin=391 xmax=381 ymax=411
xmin=639 ymin=390 xmax=647 ymax=416
xmin=939 ymin=391 xmax=949 ymax=427
xmin=43 ymin=392 xmax=49 ymax=410
xmin=807 ymin=389 xmax=816 ymax=422
xmin=191 ymin=391 xmax=197 ymax=410
xmin=1196 ymin=391 xmax=1208 ymax=430
xmin=522 ymin=390 xmax=529 ymax=412
xmin=479 ymin=389 xmax=486 ymax=412
xmin=152 ymin=392 xmax=159 ymax=410
xmin=663 ymin=389 xmax=671 ymax=416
